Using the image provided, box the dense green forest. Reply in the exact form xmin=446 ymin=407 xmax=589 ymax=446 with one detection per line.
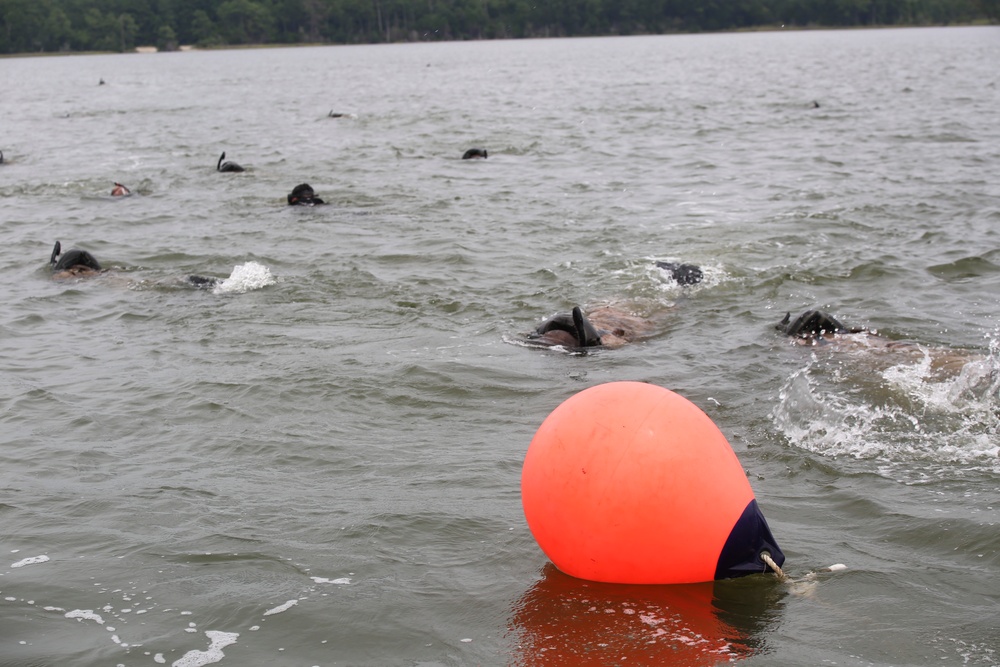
xmin=1 ymin=0 xmax=996 ymax=54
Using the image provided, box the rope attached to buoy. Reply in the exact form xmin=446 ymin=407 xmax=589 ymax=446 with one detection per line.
xmin=760 ymin=551 xmax=790 ymax=582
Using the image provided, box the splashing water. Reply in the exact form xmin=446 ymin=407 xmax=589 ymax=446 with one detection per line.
xmin=879 ymin=334 xmax=1000 ymax=411
xmin=212 ymin=262 xmax=276 ymax=295
xmin=772 ymin=336 xmax=1000 ymax=479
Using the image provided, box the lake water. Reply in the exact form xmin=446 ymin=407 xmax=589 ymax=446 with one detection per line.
xmin=1 ymin=26 xmax=999 ymax=667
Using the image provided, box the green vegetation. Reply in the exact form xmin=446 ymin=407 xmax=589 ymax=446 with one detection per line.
xmin=1 ymin=0 xmax=996 ymax=54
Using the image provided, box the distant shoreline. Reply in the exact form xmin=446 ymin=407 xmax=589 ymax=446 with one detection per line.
xmin=0 ymin=22 xmax=993 ymax=60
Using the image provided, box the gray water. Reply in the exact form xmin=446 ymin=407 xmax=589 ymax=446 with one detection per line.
xmin=2 ymin=27 xmax=999 ymax=667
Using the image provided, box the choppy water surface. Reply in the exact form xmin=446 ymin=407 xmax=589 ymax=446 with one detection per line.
xmin=2 ymin=27 xmax=999 ymax=667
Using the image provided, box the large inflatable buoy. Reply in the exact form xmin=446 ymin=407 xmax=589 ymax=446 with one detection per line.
xmin=521 ymin=381 xmax=784 ymax=584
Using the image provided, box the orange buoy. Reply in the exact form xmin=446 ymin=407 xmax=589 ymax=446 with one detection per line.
xmin=521 ymin=381 xmax=784 ymax=584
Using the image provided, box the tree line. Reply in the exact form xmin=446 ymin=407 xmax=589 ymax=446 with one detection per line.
xmin=1 ymin=0 xmax=996 ymax=55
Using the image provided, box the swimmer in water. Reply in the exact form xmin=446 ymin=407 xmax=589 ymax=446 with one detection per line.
xmin=287 ymin=183 xmax=325 ymax=206
xmin=776 ymin=309 xmax=988 ymax=380
xmin=523 ymin=262 xmax=703 ymax=351
xmin=527 ymin=304 xmax=659 ymax=350
xmin=47 ymin=241 xmax=227 ymax=288
xmin=217 ymin=151 xmax=244 ymax=173
xmin=50 ymin=241 xmax=103 ymax=280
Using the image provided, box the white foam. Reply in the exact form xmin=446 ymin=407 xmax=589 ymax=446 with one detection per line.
xmin=171 ymin=631 xmax=239 ymax=667
xmin=212 ymin=262 xmax=276 ymax=294
xmin=11 ymin=555 xmax=49 ymax=568
xmin=263 ymin=599 xmax=298 ymax=616
xmin=65 ymin=609 xmax=105 ymax=625
xmin=310 ymin=576 xmax=350 ymax=585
